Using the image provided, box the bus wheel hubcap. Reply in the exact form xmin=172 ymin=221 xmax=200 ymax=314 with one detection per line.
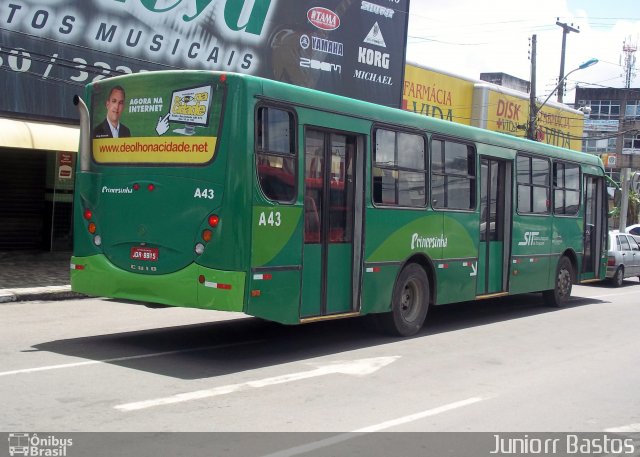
xmin=401 ymin=281 xmax=420 ymax=321
xmin=558 ymin=269 xmax=571 ymax=297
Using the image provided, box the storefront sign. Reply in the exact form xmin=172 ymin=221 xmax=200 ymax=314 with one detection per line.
xmin=0 ymin=0 xmax=410 ymax=121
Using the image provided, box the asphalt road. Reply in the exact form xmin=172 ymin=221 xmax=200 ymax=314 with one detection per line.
xmin=1 ymin=281 xmax=640 ymax=437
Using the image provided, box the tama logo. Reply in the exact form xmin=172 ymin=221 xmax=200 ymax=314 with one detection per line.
xmin=102 ymin=186 xmax=133 ymax=194
xmin=307 ymin=7 xmax=340 ymax=30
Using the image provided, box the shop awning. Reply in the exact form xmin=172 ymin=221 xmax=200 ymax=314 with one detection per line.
xmin=0 ymin=118 xmax=80 ymax=152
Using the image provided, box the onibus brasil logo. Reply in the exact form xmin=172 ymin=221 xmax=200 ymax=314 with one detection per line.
xmin=8 ymin=433 xmax=73 ymax=457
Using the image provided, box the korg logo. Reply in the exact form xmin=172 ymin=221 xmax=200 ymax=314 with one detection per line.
xmin=358 ymin=47 xmax=390 ymax=69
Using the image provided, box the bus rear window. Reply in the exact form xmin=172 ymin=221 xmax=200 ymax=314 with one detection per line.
xmin=90 ymin=75 xmax=224 ymax=165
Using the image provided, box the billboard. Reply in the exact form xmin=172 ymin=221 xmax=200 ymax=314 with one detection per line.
xmin=478 ymin=86 xmax=585 ymax=152
xmin=403 ymin=63 xmax=585 ymax=152
xmin=402 ymin=63 xmax=474 ymax=125
xmin=0 ymin=0 xmax=410 ymax=121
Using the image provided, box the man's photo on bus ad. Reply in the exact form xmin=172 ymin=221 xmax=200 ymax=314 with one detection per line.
xmin=93 ymin=85 xmax=131 ymax=138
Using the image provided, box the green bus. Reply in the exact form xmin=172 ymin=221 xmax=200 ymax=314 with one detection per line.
xmin=71 ymin=71 xmax=607 ymax=336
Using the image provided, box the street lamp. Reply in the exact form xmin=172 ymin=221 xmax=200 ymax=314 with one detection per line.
xmin=528 ymin=58 xmax=598 ymax=140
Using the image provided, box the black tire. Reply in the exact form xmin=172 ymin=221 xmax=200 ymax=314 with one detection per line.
xmin=543 ymin=256 xmax=573 ymax=307
xmin=611 ymin=266 xmax=624 ymax=287
xmin=375 ymin=264 xmax=429 ymax=336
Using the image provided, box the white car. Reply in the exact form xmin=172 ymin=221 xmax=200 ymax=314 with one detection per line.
xmin=625 ymin=223 xmax=640 ymax=237
xmin=607 ymin=231 xmax=640 ymax=287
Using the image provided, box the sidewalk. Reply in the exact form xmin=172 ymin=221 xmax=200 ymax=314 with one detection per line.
xmin=0 ymin=251 xmax=85 ymax=303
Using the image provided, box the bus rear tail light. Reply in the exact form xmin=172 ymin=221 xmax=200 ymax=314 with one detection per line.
xmin=194 ymin=214 xmax=220 ymax=255
xmin=84 ymin=207 xmax=101 ymax=245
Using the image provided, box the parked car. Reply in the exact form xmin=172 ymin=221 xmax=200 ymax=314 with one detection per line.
xmin=625 ymin=223 xmax=640 ymax=237
xmin=606 ymin=231 xmax=640 ymax=287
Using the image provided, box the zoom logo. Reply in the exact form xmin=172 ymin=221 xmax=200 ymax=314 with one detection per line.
xmin=300 ymin=58 xmax=342 ymax=74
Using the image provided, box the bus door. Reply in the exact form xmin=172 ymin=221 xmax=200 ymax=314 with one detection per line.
xmin=477 ymin=157 xmax=512 ymax=295
xmin=582 ymin=175 xmax=605 ymax=278
xmin=301 ymin=129 xmax=362 ymax=318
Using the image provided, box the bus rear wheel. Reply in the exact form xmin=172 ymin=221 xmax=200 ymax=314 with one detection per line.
xmin=543 ymin=256 xmax=573 ymax=307
xmin=375 ymin=263 xmax=429 ymax=337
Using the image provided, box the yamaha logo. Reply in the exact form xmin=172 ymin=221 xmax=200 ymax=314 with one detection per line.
xmin=307 ymin=7 xmax=340 ymax=30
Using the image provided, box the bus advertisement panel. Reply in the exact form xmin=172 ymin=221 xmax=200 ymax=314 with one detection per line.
xmin=90 ymin=76 xmax=222 ymax=164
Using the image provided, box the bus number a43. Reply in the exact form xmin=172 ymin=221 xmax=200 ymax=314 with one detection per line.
xmin=194 ymin=188 xmax=215 ymax=199
xmin=258 ymin=211 xmax=281 ymax=227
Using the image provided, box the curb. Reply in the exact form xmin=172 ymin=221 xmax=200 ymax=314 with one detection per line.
xmin=0 ymin=286 xmax=86 ymax=303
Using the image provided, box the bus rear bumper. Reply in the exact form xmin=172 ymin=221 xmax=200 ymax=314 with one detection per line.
xmin=71 ymin=255 xmax=245 ymax=312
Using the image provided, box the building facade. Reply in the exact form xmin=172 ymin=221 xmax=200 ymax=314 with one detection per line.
xmin=576 ymin=86 xmax=640 ymax=161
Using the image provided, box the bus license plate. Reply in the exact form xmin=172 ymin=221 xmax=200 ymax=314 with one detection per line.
xmin=130 ymin=247 xmax=159 ymax=261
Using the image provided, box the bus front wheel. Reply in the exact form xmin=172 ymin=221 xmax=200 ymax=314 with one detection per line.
xmin=375 ymin=264 xmax=429 ymax=337
xmin=543 ymin=256 xmax=573 ymax=307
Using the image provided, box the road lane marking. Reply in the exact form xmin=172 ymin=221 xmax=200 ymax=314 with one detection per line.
xmin=0 ymin=340 xmax=264 ymax=377
xmin=605 ymin=423 xmax=640 ymax=432
xmin=258 ymin=397 xmax=485 ymax=457
xmin=353 ymin=396 xmax=484 ymax=432
xmin=575 ymin=289 xmax=640 ymax=300
xmin=115 ymin=356 xmax=400 ymax=411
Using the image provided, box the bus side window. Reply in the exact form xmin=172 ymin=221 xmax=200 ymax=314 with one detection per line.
xmin=517 ymin=154 xmax=550 ymax=214
xmin=256 ymin=107 xmax=296 ymax=203
xmin=431 ymin=138 xmax=475 ymax=210
xmin=372 ymin=128 xmax=426 ymax=207
xmin=553 ymin=161 xmax=580 ymax=215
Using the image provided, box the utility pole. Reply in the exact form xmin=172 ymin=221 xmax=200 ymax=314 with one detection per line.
xmin=556 ymin=20 xmax=580 ymax=103
xmin=619 ymin=39 xmax=637 ymax=231
xmin=528 ymin=34 xmax=538 ymax=140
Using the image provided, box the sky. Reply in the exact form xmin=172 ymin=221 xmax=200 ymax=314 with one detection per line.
xmin=405 ymin=0 xmax=640 ymax=103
